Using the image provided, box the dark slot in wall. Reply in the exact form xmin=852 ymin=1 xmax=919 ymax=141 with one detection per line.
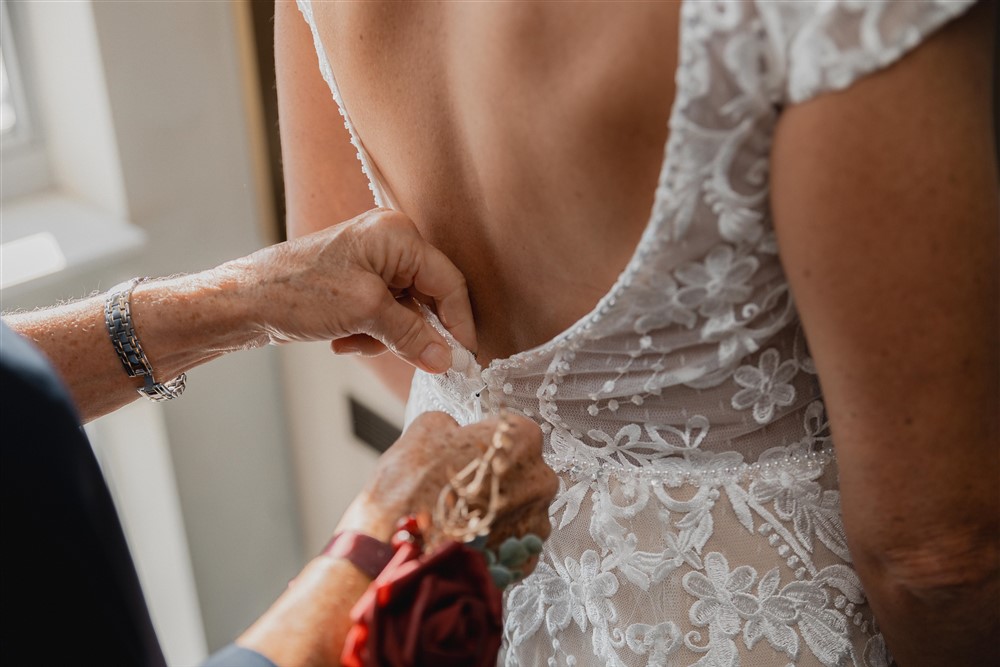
xmin=350 ymin=396 xmax=402 ymax=454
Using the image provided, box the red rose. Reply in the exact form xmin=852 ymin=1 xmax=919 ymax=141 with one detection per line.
xmin=342 ymin=541 xmax=503 ymax=667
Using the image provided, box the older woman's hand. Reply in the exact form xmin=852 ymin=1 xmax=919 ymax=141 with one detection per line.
xmin=235 ymin=412 xmax=556 ymax=667
xmin=226 ymin=208 xmax=475 ymax=373
xmin=337 ymin=412 xmax=558 ymax=559
xmin=5 ymin=208 xmax=473 ymax=421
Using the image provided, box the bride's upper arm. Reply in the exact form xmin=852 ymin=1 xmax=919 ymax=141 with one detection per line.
xmin=275 ymin=2 xmax=416 ymax=401
xmin=274 ymin=0 xmax=373 ymax=240
xmin=770 ymin=0 xmax=997 ymax=569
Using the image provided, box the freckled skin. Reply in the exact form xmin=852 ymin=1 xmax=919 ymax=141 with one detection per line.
xmin=338 ymin=412 xmax=558 ymax=554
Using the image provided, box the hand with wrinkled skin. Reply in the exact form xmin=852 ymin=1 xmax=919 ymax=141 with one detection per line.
xmin=337 ymin=411 xmax=558 ymax=555
xmin=5 ymin=208 xmax=476 ymax=422
xmin=227 ymin=207 xmax=476 ymax=373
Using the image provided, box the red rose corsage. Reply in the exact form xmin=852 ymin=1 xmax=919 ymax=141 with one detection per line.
xmin=340 ymin=415 xmax=545 ymax=667
xmin=341 ymin=517 xmax=503 ymax=667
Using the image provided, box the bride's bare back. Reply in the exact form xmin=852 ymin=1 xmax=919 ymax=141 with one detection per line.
xmin=278 ymin=2 xmax=678 ymax=363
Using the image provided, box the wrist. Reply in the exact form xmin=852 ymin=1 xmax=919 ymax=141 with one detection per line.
xmin=105 ymin=278 xmax=187 ymax=401
xmin=322 ymin=531 xmax=395 ymax=580
xmin=213 ymin=247 xmax=295 ymax=347
xmin=200 ymin=259 xmax=273 ymax=349
xmin=126 ymin=267 xmax=265 ymax=378
xmin=238 ymin=555 xmax=368 ymax=667
xmin=334 ymin=495 xmax=401 ymax=544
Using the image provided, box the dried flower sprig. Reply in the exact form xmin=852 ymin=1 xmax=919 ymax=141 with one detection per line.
xmin=434 ymin=414 xmax=512 ymax=544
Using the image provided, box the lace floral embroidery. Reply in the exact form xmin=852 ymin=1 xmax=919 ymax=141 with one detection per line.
xmin=732 ymin=348 xmax=798 ymax=424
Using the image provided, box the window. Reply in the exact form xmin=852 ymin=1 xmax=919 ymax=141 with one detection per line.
xmin=0 ymin=1 xmax=25 ymax=143
xmin=1 ymin=0 xmax=52 ymax=199
xmin=1 ymin=51 xmax=17 ymax=136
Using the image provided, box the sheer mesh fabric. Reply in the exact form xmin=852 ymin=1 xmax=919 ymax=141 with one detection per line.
xmin=297 ymin=1 xmax=976 ymax=664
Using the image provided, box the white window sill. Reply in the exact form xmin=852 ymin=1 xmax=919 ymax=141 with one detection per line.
xmin=0 ymin=191 xmax=146 ymax=299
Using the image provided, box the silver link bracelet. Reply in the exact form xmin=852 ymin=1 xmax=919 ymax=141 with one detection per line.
xmin=104 ymin=277 xmax=187 ymax=402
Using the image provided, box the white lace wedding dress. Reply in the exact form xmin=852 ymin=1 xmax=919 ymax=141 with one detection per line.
xmin=297 ymin=1 xmax=976 ymax=664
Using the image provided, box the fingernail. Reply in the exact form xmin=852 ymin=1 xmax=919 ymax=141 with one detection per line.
xmin=420 ymin=343 xmax=451 ymax=373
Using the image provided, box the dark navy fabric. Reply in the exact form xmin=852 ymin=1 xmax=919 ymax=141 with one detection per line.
xmin=0 ymin=323 xmax=166 ymax=665
xmin=0 ymin=323 xmax=276 ymax=667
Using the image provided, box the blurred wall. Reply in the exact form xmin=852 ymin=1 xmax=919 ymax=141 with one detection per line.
xmin=88 ymin=1 xmax=304 ymax=653
xmin=3 ymin=1 xmax=303 ymax=658
xmin=279 ymin=343 xmax=402 ymax=556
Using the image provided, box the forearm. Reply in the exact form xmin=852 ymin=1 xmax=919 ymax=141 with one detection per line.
xmin=237 ymin=556 xmax=370 ymax=667
xmin=4 ymin=264 xmax=262 ymax=422
xmin=4 ymin=211 xmax=472 ymax=421
xmin=236 ymin=500 xmax=397 ymax=667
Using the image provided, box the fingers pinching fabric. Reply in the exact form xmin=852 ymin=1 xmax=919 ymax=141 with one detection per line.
xmin=415 ymin=303 xmax=490 ymax=420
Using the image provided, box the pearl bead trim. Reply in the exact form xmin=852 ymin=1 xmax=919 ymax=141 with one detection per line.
xmin=544 ymin=446 xmax=835 ymax=487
